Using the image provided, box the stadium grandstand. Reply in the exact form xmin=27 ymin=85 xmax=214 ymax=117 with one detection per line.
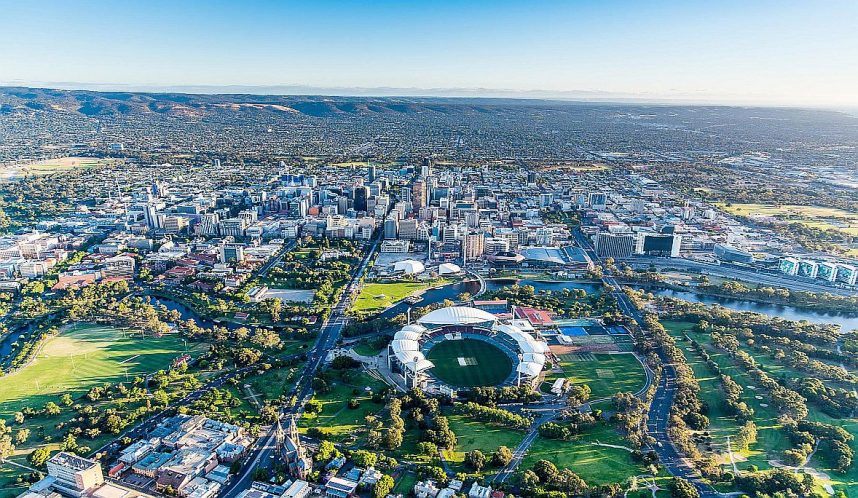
xmin=386 ymin=306 xmax=550 ymax=392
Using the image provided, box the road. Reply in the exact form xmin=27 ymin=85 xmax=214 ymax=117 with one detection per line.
xmin=626 ymin=256 xmax=855 ymax=296
xmin=219 ymin=234 xmax=381 ymax=498
xmin=575 ymin=229 xmax=719 ymax=497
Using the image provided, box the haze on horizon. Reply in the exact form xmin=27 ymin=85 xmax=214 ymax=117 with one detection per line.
xmin=1 ymin=0 xmax=857 ymax=108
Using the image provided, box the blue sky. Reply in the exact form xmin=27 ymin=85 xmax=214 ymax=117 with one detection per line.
xmin=1 ymin=0 xmax=856 ymax=105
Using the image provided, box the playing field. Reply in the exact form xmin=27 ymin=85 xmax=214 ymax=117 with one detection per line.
xmin=543 ymin=352 xmax=647 ymax=401
xmin=426 ymin=339 xmax=513 ymax=387
xmin=0 ymin=324 xmax=195 ymax=416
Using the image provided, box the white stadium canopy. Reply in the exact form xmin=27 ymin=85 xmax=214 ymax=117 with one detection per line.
xmin=417 ymin=306 xmax=497 ymax=327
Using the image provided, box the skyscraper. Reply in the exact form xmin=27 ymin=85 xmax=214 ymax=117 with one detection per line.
xmin=353 ymin=185 xmax=369 ymax=212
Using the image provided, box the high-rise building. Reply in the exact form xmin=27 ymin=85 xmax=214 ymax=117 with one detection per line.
xmin=368 ymin=164 xmax=377 ymax=183
xmin=412 ymin=180 xmax=427 ymax=210
xmin=535 ymin=227 xmax=554 ymax=246
xmin=220 ymin=243 xmax=245 ymax=263
xmin=383 ymin=218 xmax=398 ymax=239
xmin=588 ymin=192 xmax=607 ymax=210
xmin=353 ymin=186 xmax=369 ymax=212
xmin=527 ymin=170 xmax=537 ymax=186
xmin=220 ymin=218 xmax=247 ymax=237
xmin=462 ymin=232 xmax=485 ymax=262
xmin=595 ymin=233 xmax=635 ymax=259
xmin=399 ymin=219 xmax=418 ymax=240
xmin=636 ymin=233 xmax=681 ymax=257
xmin=46 ymin=452 xmax=104 ymax=497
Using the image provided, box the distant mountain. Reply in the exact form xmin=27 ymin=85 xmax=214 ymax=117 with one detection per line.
xmin=0 ymin=86 xmax=596 ymax=119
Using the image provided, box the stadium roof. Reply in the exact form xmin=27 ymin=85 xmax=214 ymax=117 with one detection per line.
xmin=417 ymin=306 xmax=497 ymax=327
xmin=393 ymin=259 xmax=425 ymax=274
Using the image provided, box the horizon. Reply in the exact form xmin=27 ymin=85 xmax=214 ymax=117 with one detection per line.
xmin=2 ymin=0 xmax=857 ymax=108
xmin=4 ymin=81 xmax=858 ymax=113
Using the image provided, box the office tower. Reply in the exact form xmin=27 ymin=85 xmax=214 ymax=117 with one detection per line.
xmin=384 ymin=217 xmax=398 ymax=239
xmin=595 ymin=233 xmax=635 ymax=259
xmin=412 ymin=180 xmax=427 ymax=210
xmin=353 ymin=185 xmax=369 ymax=212
xmin=368 ymin=163 xmax=377 ymax=183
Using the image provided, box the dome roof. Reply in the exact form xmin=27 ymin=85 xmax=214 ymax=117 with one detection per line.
xmin=438 ymin=263 xmax=462 ymax=275
xmin=393 ymin=259 xmax=425 ymax=274
xmin=417 ymin=306 xmax=497 ymax=327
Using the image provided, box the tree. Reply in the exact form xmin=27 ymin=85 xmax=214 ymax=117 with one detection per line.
xmin=669 ymin=477 xmax=699 ymax=498
xmin=373 ymin=475 xmax=394 ymax=498
xmin=15 ymin=428 xmax=30 ymax=444
xmin=59 ymin=393 xmax=74 ymax=406
xmin=492 ymin=446 xmax=513 ymax=467
xmin=351 ymin=450 xmax=377 ymax=468
xmin=105 ymin=414 xmax=123 ymax=434
xmin=316 ymin=441 xmax=338 ymax=462
xmin=153 ymin=390 xmax=170 ymax=407
xmin=465 ymin=450 xmax=486 ymax=472
xmin=417 ymin=442 xmax=438 ymax=456
xmin=304 ymin=399 xmax=323 ymax=414
xmin=28 ymin=447 xmax=51 ymax=467
xmin=0 ymin=435 xmax=13 ymax=461
xmin=533 ymin=459 xmax=559 ymax=484
xmin=44 ymin=402 xmax=61 ymax=416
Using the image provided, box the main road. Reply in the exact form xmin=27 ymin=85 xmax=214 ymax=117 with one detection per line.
xmin=574 ymin=229 xmax=719 ymax=497
xmin=220 ymin=233 xmax=381 ymax=498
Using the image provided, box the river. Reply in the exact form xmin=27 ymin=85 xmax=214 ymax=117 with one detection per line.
xmin=376 ymin=278 xmax=858 ymax=333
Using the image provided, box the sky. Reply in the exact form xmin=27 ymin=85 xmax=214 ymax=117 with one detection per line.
xmin=1 ymin=0 xmax=857 ymax=106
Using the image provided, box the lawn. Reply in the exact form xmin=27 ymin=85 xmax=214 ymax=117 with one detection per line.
xmin=443 ymin=413 xmax=525 ymax=474
xmin=298 ymin=371 xmax=387 ymax=440
xmin=426 ymin=339 xmax=513 ymax=388
xmin=351 ymin=280 xmax=441 ymax=314
xmin=716 ymin=203 xmax=858 ymax=237
xmin=521 ymin=423 xmax=647 ymax=486
xmin=0 ymin=323 xmax=199 ymax=417
xmin=545 ymin=352 xmax=647 ymax=401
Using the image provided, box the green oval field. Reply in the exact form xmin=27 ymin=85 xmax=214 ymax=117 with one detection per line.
xmin=426 ymin=338 xmax=513 ymax=388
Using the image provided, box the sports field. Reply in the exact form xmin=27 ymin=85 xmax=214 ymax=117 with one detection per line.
xmin=426 ymin=339 xmax=513 ymax=387
xmin=0 ymin=324 xmax=196 ymax=416
xmin=543 ymin=352 xmax=647 ymax=401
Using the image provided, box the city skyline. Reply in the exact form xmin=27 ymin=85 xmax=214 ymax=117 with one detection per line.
xmin=2 ymin=0 xmax=857 ymax=107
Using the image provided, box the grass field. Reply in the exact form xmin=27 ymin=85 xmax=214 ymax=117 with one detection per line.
xmin=3 ymin=157 xmax=115 ymax=181
xmin=299 ymin=371 xmax=387 ymax=440
xmin=426 ymin=339 xmax=513 ymax=387
xmin=443 ymin=413 xmax=525 ymax=474
xmin=717 ymin=203 xmax=858 ymax=236
xmin=0 ymin=324 xmax=197 ymax=416
xmin=521 ymin=423 xmax=648 ymax=485
xmin=351 ymin=281 xmax=440 ymax=314
xmin=544 ymin=352 xmax=647 ymax=401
